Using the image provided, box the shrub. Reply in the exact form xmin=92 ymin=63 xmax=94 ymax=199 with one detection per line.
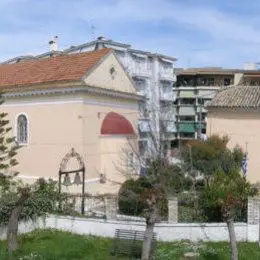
xmin=118 ymin=177 xmax=168 ymax=218
xmin=0 ymin=178 xmax=61 ymax=225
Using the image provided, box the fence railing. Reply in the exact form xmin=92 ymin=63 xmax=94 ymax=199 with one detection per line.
xmin=58 ymin=194 xmax=259 ymax=224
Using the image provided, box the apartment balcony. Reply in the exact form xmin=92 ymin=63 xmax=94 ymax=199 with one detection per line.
xmin=196 ymin=122 xmax=207 ymax=130
xmin=160 ymin=90 xmax=175 ymax=101
xmin=138 ymin=119 xmax=150 ymax=133
xmin=159 ymin=70 xmax=175 ymax=81
xmin=178 ymin=122 xmax=196 ymax=133
xmin=161 ymin=120 xmax=176 ymax=133
xmin=179 ymin=106 xmax=196 ymax=115
xmin=197 ymin=89 xmax=217 ymax=99
xmin=196 ymin=106 xmax=208 ymax=113
xmin=128 ymin=67 xmax=151 ymax=78
xmin=160 ymin=107 xmax=176 ymax=120
xmin=139 ymin=108 xmax=150 ymax=119
xmin=178 ymin=90 xmax=196 ymax=98
xmin=161 ymin=133 xmax=176 ymax=141
xmin=179 ymin=133 xmax=196 ymax=140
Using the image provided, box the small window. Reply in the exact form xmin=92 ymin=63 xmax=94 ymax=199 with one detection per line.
xmin=224 ymin=78 xmax=231 ymax=86
xmin=16 ymin=114 xmax=28 ymax=144
xmin=207 ymin=78 xmax=215 ymax=86
xmin=110 ymin=67 xmax=117 ymax=79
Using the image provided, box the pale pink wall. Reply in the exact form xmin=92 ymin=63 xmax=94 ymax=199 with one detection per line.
xmin=207 ymin=109 xmax=260 ymax=183
xmin=3 ymin=100 xmax=83 ymax=180
xmin=1 ymin=92 xmax=138 ymax=194
xmin=84 ymin=52 xmax=136 ymax=94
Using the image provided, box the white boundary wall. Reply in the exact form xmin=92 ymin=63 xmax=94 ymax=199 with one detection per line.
xmin=0 ymin=215 xmax=259 ymax=242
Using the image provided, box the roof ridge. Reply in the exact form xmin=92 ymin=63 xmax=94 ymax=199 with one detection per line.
xmin=0 ymin=48 xmax=112 ymax=68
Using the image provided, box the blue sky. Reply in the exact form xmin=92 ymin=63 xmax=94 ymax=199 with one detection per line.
xmin=1 ymin=0 xmax=260 ymax=68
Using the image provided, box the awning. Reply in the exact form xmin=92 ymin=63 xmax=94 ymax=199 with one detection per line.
xmin=179 ymin=123 xmax=196 ymax=133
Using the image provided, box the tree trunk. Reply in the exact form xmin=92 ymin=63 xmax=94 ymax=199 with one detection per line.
xmin=141 ymin=221 xmax=155 ymax=260
xmin=227 ymin=218 xmax=238 ymax=260
xmin=7 ymin=188 xmax=30 ymax=254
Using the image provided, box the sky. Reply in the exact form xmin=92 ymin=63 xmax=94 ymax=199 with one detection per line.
xmin=1 ymin=0 xmax=260 ymax=68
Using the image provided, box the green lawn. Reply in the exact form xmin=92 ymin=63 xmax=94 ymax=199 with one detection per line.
xmin=0 ymin=229 xmax=260 ymax=259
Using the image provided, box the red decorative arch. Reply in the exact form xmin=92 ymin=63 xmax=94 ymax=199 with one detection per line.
xmin=101 ymin=112 xmax=135 ymax=135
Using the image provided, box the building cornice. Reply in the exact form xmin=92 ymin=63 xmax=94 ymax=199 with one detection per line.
xmin=3 ymin=82 xmax=144 ymax=102
xmin=174 ymin=86 xmax=220 ymax=91
xmin=207 ymin=106 xmax=260 ymax=113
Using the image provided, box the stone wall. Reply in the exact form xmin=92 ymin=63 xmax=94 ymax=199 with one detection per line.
xmin=168 ymin=197 xmax=178 ymax=223
xmin=248 ymin=197 xmax=260 ymax=224
xmin=1 ymin=215 xmax=258 ymax=242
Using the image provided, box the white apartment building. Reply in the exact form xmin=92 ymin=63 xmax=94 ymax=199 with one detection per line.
xmin=2 ymin=36 xmax=177 ymax=163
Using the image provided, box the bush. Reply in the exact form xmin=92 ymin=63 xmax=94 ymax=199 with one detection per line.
xmin=118 ymin=177 xmax=168 ymax=218
xmin=178 ymin=191 xmax=248 ymax=223
xmin=0 ymin=178 xmax=61 ymax=225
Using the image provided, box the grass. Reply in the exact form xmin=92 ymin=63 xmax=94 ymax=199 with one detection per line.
xmin=0 ymin=229 xmax=260 ymax=259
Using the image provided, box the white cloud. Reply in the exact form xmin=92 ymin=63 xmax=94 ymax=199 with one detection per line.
xmin=0 ymin=0 xmax=260 ymax=67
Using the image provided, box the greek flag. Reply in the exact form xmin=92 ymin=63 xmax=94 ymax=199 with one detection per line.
xmin=242 ymin=153 xmax=248 ymax=177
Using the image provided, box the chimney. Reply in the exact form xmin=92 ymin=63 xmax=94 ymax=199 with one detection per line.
xmin=95 ymin=36 xmax=107 ymax=50
xmin=49 ymin=36 xmax=58 ymax=52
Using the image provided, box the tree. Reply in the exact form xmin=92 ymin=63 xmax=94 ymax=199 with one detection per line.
xmin=119 ymin=158 xmax=188 ymax=259
xmin=183 ymin=135 xmax=256 ymax=260
xmin=0 ymin=178 xmax=61 ymax=254
xmin=0 ymin=111 xmax=20 ymax=192
xmin=203 ymin=171 xmax=253 ymax=260
xmin=0 ymin=109 xmax=24 ymax=254
xmin=182 ymin=135 xmax=230 ymax=181
xmin=116 ymin=96 xmax=187 ymax=259
xmin=7 ymin=186 xmax=30 ymax=253
xmin=0 ymin=107 xmax=61 ymax=255
xmin=138 ymin=159 xmax=181 ymax=260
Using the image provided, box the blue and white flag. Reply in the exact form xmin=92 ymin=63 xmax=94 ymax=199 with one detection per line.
xmin=242 ymin=153 xmax=248 ymax=177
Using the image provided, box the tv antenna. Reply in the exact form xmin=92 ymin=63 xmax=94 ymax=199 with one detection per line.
xmin=90 ymin=24 xmax=96 ymax=39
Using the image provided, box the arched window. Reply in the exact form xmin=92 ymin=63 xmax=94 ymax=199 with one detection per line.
xmin=17 ymin=114 xmax=28 ymax=144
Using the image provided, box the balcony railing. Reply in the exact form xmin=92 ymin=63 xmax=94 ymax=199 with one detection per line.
xmin=160 ymin=90 xmax=175 ymax=101
xmin=128 ymin=67 xmax=151 ymax=78
xmin=178 ymin=122 xmax=196 ymax=133
xmin=196 ymin=106 xmax=207 ymax=113
xmin=197 ymin=89 xmax=217 ymax=98
xmin=179 ymin=90 xmax=196 ymax=98
xmin=196 ymin=122 xmax=207 ymax=130
xmin=159 ymin=71 xmax=175 ymax=81
xmin=138 ymin=120 xmax=150 ymax=133
xmin=179 ymin=106 xmax=196 ymax=115
xmin=161 ymin=120 xmax=176 ymax=133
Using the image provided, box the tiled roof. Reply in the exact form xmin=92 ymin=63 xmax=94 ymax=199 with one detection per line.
xmin=208 ymin=85 xmax=260 ymax=108
xmin=0 ymin=48 xmax=111 ymax=89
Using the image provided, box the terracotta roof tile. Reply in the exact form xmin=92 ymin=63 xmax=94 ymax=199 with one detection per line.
xmin=208 ymin=85 xmax=260 ymax=108
xmin=0 ymin=48 xmax=111 ymax=89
